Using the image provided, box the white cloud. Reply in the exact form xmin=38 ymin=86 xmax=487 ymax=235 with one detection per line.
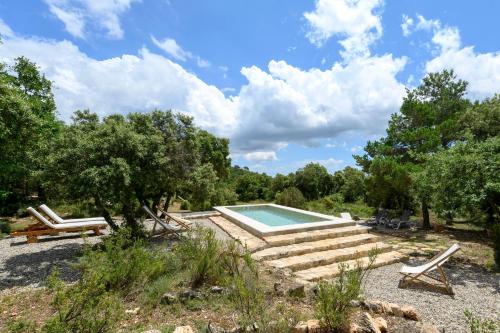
xmin=325 ymin=143 xmax=337 ymax=148
xmin=350 ymin=145 xmax=363 ymax=153
xmin=401 ymin=15 xmax=413 ymax=37
xmin=44 ymin=0 xmax=140 ymax=39
xmin=0 ymin=31 xmax=236 ymax=136
xmin=151 ymin=36 xmax=210 ymax=68
xmin=244 ymin=151 xmax=278 ymax=162
xmin=0 ymin=19 xmax=14 ymax=38
xmin=304 ymin=0 xmax=383 ymax=58
xmin=232 ymin=55 xmax=407 ymax=152
xmin=404 ymin=15 xmax=500 ymax=99
xmin=0 ymin=20 xmax=407 ymax=158
xmin=401 ymin=14 xmax=440 ymax=36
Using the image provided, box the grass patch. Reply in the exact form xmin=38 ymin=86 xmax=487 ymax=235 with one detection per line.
xmin=307 ymin=196 xmax=375 ymax=218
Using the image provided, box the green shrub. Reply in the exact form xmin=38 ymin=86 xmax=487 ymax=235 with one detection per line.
xmin=174 ymin=227 xmax=225 ymax=288
xmin=77 ymin=228 xmax=169 ymax=296
xmin=275 ymin=187 xmax=306 ymax=209
xmin=315 ymin=249 xmax=378 ymax=331
xmin=464 ymin=309 xmax=499 ymax=333
xmin=0 ymin=220 xmax=11 ymax=234
xmin=180 ymin=200 xmax=191 ymax=210
xmin=6 ymin=318 xmax=37 ymax=332
xmin=42 ymin=271 xmax=123 ymax=333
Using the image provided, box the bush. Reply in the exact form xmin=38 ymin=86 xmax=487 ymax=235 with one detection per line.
xmin=43 ymin=271 xmax=123 ymax=333
xmin=464 ymin=309 xmax=499 ymax=333
xmin=315 ymin=249 xmax=378 ymax=331
xmin=275 ymin=187 xmax=306 ymax=209
xmin=0 ymin=220 xmax=11 ymax=234
xmin=76 ymin=228 xmax=169 ymax=296
xmin=174 ymin=227 xmax=225 ymax=288
xmin=180 ymin=200 xmax=191 ymax=210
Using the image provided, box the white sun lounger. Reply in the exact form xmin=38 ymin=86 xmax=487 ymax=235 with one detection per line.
xmin=39 ymin=204 xmax=105 ymax=223
xmin=10 ymin=207 xmax=107 ymax=243
xmin=399 ymin=243 xmax=461 ymax=294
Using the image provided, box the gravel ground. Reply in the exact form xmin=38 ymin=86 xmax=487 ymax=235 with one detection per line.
xmin=0 ymin=217 xmax=230 ymax=293
xmin=364 ymin=259 xmax=500 ymax=332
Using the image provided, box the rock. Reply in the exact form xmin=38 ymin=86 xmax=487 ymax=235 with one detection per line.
xmin=380 ymin=302 xmax=392 ymax=315
xmin=365 ymin=300 xmax=384 ymax=314
xmin=287 ymin=283 xmax=306 ymax=298
xmin=358 ymin=312 xmax=381 ymax=333
xmin=420 ymin=323 xmax=440 ymax=333
xmin=210 ymin=286 xmax=224 ymax=294
xmin=307 ymin=319 xmax=321 ymax=333
xmin=273 ymin=282 xmax=285 ymax=296
xmin=401 ymin=305 xmax=421 ymax=321
xmin=173 ymin=326 xmax=194 ymax=333
xmin=389 ymin=303 xmax=403 ymax=317
xmin=160 ymin=292 xmax=178 ymax=305
xmin=207 ymin=322 xmax=226 ymax=333
xmin=291 ymin=321 xmax=308 ymax=333
xmin=349 ymin=323 xmax=361 ymax=333
xmin=374 ymin=317 xmax=387 ymax=333
xmin=125 ymin=307 xmax=140 ymax=315
xmin=282 ymin=268 xmax=293 ymax=277
xmin=350 ymin=299 xmax=361 ymax=308
xmin=179 ymin=289 xmax=202 ymax=300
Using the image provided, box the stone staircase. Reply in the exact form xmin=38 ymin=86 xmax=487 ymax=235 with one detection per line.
xmin=251 ymin=225 xmax=407 ymax=283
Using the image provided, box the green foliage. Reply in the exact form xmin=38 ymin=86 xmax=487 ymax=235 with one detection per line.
xmin=0 ymin=56 xmax=60 ymax=214
xmin=0 ymin=220 xmax=11 ymax=235
xmin=315 ymin=249 xmax=378 ymax=332
xmin=365 ymin=157 xmax=414 ymax=212
xmin=421 ymin=138 xmax=499 ymax=227
xmin=188 ymin=163 xmax=219 ymax=211
xmin=331 ymin=167 xmax=366 ymax=202
xmin=230 ymin=166 xmax=273 ymax=201
xmin=42 ymin=270 xmax=123 ymax=333
xmin=295 ymin=163 xmax=332 ymax=200
xmin=464 ymin=309 xmax=500 ymax=333
xmin=5 ymin=318 xmax=37 ymax=333
xmin=275 ymin=186 xmax=306 ymax=209
xmin=460 ymin=94 xmax=500 ymax=141
xmin=77 ymin=228 xmax=169 ymax=296
xmin=174 ymin=227 xmax=225 ymax=288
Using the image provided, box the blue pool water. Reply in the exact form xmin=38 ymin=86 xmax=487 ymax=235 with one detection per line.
xmin=228 ymin=205 xmax=325 ymax=227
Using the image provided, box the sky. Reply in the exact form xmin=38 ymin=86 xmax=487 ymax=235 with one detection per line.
xmin=1 ymin=0 xmax=499 ymax=175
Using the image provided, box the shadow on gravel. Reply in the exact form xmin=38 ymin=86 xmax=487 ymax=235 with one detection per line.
xmin=0 ymin=243 xmax=85 ymax=291
xmin=399 ymin=258 xmax=500 ymax=295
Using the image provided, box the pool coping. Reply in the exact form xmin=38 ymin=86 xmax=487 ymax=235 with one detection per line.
xmin=214 ymin=203 xmax=355 ymax=238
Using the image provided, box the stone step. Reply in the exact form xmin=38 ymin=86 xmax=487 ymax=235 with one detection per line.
xmin=252 ymin=233 xmax=379 ymax=261
xmin=294 ymin=251 xmax=408 ymax=282
xmin=264 ymin=242 xmax=392 ymax=271
xmin=263 ymin=226 xmax=370 ymax=247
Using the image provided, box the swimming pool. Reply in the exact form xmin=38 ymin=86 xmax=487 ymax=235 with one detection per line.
xmin=214 ymin=204 xmax=355 ymax=237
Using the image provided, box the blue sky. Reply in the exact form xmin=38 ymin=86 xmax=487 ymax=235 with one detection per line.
xmin=1 ymin=0 xmax=499 ymax=175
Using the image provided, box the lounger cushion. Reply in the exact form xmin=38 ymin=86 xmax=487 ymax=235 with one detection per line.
xmin=400 ymin=243 xmax=460 ymax=274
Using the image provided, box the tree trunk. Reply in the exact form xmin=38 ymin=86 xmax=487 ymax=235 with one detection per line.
xmin=422 ymin=200 xmax=431 ymax=229
xmin=94 ymin=195 xmax=119 ymax=231
xmin=445 ymin=211 xmax=454 ymax=226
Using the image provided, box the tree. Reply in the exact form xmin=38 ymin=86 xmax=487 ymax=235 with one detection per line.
xmin=295 ymin=163 xmax=332 ymax=200
xmin=356 ymin=70 xmax=469 ymax=228
xmin=275 ymin=187 xmax=306 ymax=209
xmin=422 ymin=138 xmax=499 ymax=227
xmin=0 ymin=57 xmax=60 ymax=214
xmin=460 ymin=94 xmax=500 ymax=141
xmin=188 ymin=163 xmax=219 ymax=211
xmin=331 ymin=167 xmax=366 ymax=202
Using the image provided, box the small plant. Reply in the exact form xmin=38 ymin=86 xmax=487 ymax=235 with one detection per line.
xmin=275 ymin=187 xmax=306 ymax=209
xmin=465 ymin=309 xmax=499 ymax=333
xmin=42 ymin=270 xmax=123 ymax=333
xmin=492 ymin=224 xmax=500 ymax=270
xmin=0 ymin=219 xmax=11 ymax=235
xmin=6 ymin=318 xmax=37 ymax=332
xmin=315 ymin=249 xmax=379 ymax=332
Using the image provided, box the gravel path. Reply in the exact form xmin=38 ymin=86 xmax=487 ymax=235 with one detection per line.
xmin=0 ymin=217 xmax=229 ymax=293
xmin=364 ymin=259 xmax=500 ymax=332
